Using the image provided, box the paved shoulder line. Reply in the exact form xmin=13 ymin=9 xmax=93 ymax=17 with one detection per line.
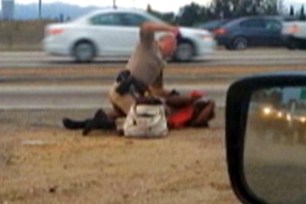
xmin=0 ymin=84 xmax=228 ymax=110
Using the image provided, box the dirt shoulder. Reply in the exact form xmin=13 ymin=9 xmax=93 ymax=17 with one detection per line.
xmin=0 ymin=108 xmax=238 ymax=204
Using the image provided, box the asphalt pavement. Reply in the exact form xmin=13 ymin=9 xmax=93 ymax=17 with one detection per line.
xmin=0 ymin=49 xmax=305 ymax=110
xmin=0 ymin=49 xmax=306 ymax=68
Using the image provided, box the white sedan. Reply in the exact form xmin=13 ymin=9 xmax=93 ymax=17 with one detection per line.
xmin=282 ymin=20 xmax=306 ymax=49
xmin=43 ymin=8 xmax=216 ymax=63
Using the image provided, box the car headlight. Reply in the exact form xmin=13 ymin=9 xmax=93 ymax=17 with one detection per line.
xmin=299 ymin=116 xmax=306 ymax=123
xmin=286 ymin=113 xmax=292 ymax=122
xmin=276 ymin=111 xmax=283 ymax=118
xmin=262 ymin=107 xmax=272 ymax=116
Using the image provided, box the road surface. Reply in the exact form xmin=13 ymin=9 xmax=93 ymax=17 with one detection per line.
xmin=0 ymin=49 xmax=305 ymax=68
xmin=0 ymin=49 xmax=306 ymax=109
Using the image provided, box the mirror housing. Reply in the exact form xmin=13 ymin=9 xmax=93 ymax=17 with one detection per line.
xmin=226 ymin=72 xmax=306 ymax=204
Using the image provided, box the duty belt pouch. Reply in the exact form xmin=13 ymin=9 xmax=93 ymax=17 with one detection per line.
xmin=123 ymin=98 xmax=168 ymax=138
xmin=115 ymin=70 xmax=131 ymax=95
xmin=115 ymin=70 xmax=148 ymax=96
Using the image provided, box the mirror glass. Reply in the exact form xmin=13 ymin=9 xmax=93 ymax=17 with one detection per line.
xmin=244 ymin=86 xmax=306 ymax=204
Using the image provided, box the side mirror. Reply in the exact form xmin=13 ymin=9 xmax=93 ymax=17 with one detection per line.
xmin=226 ymin=73 xmax=306 ymax=204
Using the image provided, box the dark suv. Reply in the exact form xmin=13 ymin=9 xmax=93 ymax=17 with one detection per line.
xmin=196 ymin=19 xmax=231 ymax=32
xmin=214 ymin=16 xmax=285 ymax=50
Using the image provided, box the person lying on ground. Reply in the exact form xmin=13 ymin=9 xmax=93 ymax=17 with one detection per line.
xmin=62 ymin=21 xmax=215 ymax=135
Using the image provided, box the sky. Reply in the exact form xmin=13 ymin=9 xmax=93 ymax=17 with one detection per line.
xmin=10 ymin=0 xmax=306 ymax=13
xmin=15 ymin=0 xmax=212 ymax=12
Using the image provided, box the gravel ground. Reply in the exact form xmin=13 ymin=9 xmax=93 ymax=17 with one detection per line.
xmin=0 ymin=108 xmax=239 ymax=204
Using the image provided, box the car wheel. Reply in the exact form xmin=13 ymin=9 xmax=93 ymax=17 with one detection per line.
xmin=174 ymin=42 xmax=194 ymax=62
xmin=225 ymin=44 xmax=233 ymax=50
xmin=232 ymin=37 xmax=248 ymax=50
xmin=286 ymin=38 xmax=299 ymax=50
xmin=73 ymin=41 xmax=96 ymax=63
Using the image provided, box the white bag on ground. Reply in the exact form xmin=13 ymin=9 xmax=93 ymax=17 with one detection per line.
xmin=123 ymin=103 xmax=168 ymax=138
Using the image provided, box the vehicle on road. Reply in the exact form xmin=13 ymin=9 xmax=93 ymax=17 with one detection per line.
xmin=214 ymin=16 xmax=285 ymax=50
xmin=43 ymin=8 xmax=216 ymax=63
xmin=282 ymin=20 xmax=306 ymax=49
xmin=195 ymin=19 xmax=231 ymax=32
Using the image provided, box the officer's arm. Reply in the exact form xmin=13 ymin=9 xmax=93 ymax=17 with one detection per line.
xmin=140 ymin=22 xmax=177 ymax=34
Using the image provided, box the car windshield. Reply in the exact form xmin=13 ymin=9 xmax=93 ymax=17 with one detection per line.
xmin=0 ymin=0 xmax=306 ymax=204
xmin=74 ymin=8 xmax=166 ymax=25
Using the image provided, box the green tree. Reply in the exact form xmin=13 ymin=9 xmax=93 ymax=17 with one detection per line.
xmin=148 ymin=0 xmax=280 ymax=26
xmin=300 ymin=5 xmax=306 ymax=21
xmin=261 ymin=0 xmax=278 ymax=15
xmin=211 ymin=0 xmax=278 ymax=18
xmin=176 ymin=3 xmax=207 ymax=26
xmin=290 ymin=5 xmax=295 ymax=16
xmin=210 ymin=0 xmax=234 ymax=18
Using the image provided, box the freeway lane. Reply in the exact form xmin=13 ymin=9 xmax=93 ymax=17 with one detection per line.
xmin=0 ymin=49 xmax=306 ymax=68
xmin=0 ymin=49 xmax=306 ymax=110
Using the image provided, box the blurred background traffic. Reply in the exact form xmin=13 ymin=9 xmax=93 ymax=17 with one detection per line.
xmin=0 ymin=0 xmax=305 ymax=62
xmin=249 ymin=87 xmax=306 ymax=145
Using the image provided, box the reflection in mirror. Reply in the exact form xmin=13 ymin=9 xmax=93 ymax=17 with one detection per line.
xmin=244 ymin=86 xmax=306 ymax=204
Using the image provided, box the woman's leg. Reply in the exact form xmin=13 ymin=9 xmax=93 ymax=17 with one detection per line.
xmin=189 ymin=100 xmax=215 ymax=127
xmin=62 ymin=108 xmax=120 ymax=131
xmin=62 ymin=118 xmax=91 ymax=130
xmin=82 ymin=104 xmax=124 ymax=136
xmin=62 ymin=109 xmax=108 ymax=130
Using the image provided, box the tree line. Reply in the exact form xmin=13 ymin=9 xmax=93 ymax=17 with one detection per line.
xmin=147 ymin=0 xmax=306 ymax=26
xmin=289 ymin=4 xmax=306 ymax=21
